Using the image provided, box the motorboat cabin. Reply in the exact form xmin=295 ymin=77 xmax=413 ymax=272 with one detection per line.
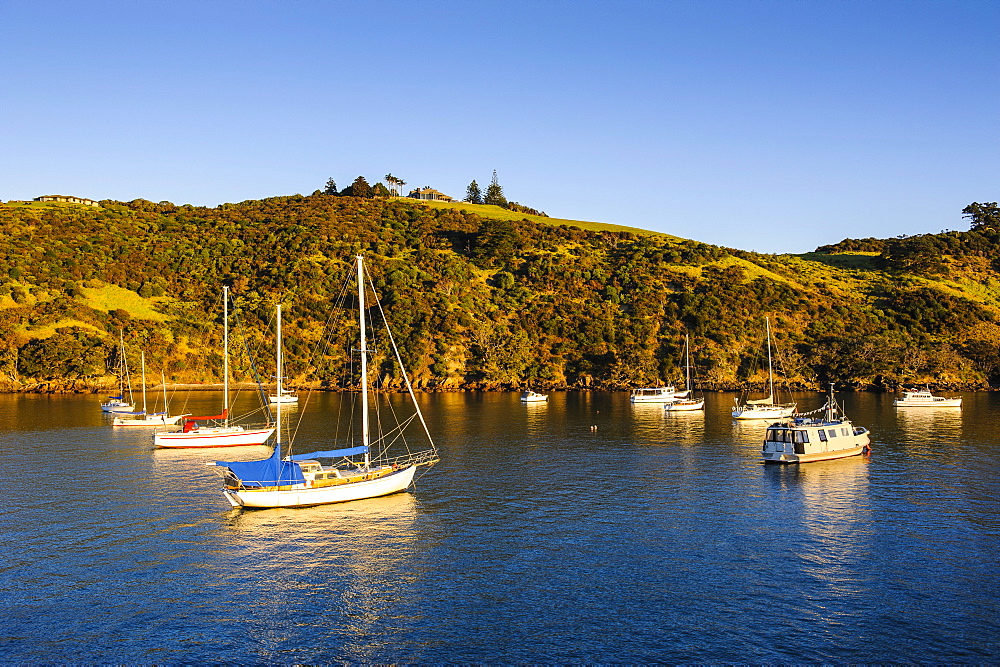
xmin=893 ymin=388 xmax=962 ymax=408
xmin=630 ymin=386 xmax=687 ymax=403
xmin=761 ymin=386 xmax=870 ymax=464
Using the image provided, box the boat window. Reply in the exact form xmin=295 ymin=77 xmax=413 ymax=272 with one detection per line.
xmin=819 ymin=430 xmax=827 ymax=441
xmin=827 ymin=429 xmax=837 ymax=438
xmin=841 ymin=427 xmax=849 ymax=437
xmin=794 ymin=431 xmax=808 ymax=444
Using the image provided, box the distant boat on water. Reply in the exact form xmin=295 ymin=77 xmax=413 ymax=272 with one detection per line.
xmin=894 ymin=386 xmax=962 ymax=408
xmin=154 ymin=286 xmax=276 ymax=448
xmin=732 ymin=317 xmax=796 ymax=420
xmin=664 ymin=334 xmax=704 ymax=412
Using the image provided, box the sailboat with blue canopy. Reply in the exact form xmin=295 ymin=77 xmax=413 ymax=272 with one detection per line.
xmin=209 ymin=255 xmax=439 ymax=509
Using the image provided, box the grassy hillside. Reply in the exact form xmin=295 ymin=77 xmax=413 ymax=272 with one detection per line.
xmin=405 ymin=198 xmax=670 ymax=238
xmin=0 ymin=194 xmax=997 ymax=392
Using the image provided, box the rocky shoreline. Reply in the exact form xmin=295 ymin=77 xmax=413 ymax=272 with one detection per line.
xmin=1 ymin=378 xmax=993 ymax=394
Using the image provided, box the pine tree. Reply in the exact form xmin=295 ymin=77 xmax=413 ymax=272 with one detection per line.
xmin=464 ymin=180 xmax=483 ymax=204
xmin=350 ymin=176 xmax=373 ymax=199
xmin=324 ymin=178 xmax=338 ymax=195
xmin=484 ymin=170 xmax=507 ymax=207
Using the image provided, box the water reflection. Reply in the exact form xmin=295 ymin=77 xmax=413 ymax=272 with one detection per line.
xmin=219 ymin=493 xmax=422 ymax=661
xmin=895 ymin=405 xmax=963 ymax=435
xmin=523 ymin=398 xmax=549 ymax=435
xmin=661 ymin=410 xmax=706 ymax=445
xmin=764 ymin=456 xmax=872 ymax=598
xmin=730 ymin=418 xmax=770 ymax=446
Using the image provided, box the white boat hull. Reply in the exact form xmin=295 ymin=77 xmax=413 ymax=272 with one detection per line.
xmin=225 ymin=464 xmax=417 ymax=508
xmin=113 ymin=414 xmax=187 ymax=427
xmin=101 ymin=402 xmax=134 ymax=413
xmin=154 ymin=426 xmax=276 ymax=448
xmin=664 ymin=398 xmax=705 ymax=411
xmin=631 ymin=388 xmax=685 ymax=403
xmin=732 ymin=404 xmax=796 ymax=420
xmin=894 ymin=397 xmax=962 ymax=407
xmin=268 ymin=395 xmax=298 ymax=404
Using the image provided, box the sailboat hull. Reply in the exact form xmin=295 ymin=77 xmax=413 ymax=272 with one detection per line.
xmin=664 ymin=398 xmax=705 ymax=411
xmin=154 ymin=427 xmax=276 ymax=448
xmin=227 ymin=464 xmax=417 ymax=509
xmin=113 ymin=414 xmax=188 ymax=426
xmin=732 ymin=404 xmax=796 ymax=420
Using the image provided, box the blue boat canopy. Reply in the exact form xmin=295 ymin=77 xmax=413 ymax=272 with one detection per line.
xmin=216 ymin=446 xmax=305 ymax=487
xmin=288 ymin=445 xmax=369 ymax=461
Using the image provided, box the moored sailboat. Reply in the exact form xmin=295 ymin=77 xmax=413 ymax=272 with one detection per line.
xmin=113 ymin=353 xmax=188 ymax=427
xmin=209 ymin=255 xmax=439 ymax=509
xmin=664 ymin=334 xmax=704 ymax=412
xmin=732 ymin=317 xmax=796 ymax=420
xmin=101 ymin=330 xmax=135 ymax=413
xmin=154 ymin=286 xmax=276 ymax=448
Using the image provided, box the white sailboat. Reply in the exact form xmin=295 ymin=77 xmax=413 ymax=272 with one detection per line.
xmin=664 ymin=334 xmax=705 ymax=412
xmin=210 ymin=255 xmax=439 ymax=509
xmin=101 ymin=330 xmax=135 ymax=413
xmin=113 ymin=352 xmax=188 ymax=427
xmin=732 ymin=317 xmax=796 ymax=420
xmin=154 ymin=286 xmax=277 ymax=448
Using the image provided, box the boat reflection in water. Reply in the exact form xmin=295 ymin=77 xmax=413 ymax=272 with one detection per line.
xmin=765 ymin=456 xmax=872 ymax=583
xmin=661 ymin=409 xmax=706 ymax=446
xmin=220 ymin=492 xmax=421 ymax=656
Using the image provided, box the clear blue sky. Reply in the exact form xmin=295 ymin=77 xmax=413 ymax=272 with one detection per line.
xmin=1 ymin=0 xmax=996 ymax=253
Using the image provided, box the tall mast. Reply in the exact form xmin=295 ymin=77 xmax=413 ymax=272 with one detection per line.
xmin=161 ymin=370 xmax=168 ymax=414
xmin=276 ymin=303 xmax=282 ymax=453
xmin=357 ymin=255 xmax=371 ymax=469
xmin=765 ymin=316 xmax=774 ymax=403
xmin=223 ymin=286 xmax=229 ymax=427
xmin=685 ymin=333 xmax=691 ymax=391
xmin=141 ymin=350 xmax=147 ymax=413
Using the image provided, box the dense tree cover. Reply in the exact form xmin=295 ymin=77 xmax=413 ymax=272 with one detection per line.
xmin=1 ymin=195 xmax=998 ymax=392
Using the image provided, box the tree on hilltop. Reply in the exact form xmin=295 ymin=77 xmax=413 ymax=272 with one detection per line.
xmin=464 ymin=180 xmax=483 ymax=204
xmin=348 ymin=176 xmax=373 ymax=199
xmin=385 ymin=173 xmax=403 ymax=197
xmin=324 ymin=178 xmax=338 ymax=195
xmin=484 ymin=170 xmax=507 ymax=207
xmin=963 ymin=202 xmax=1000 ymax=231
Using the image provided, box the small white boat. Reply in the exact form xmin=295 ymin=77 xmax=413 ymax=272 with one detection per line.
xmin=520 ymin=390 xmax=548 ymax=403
xmin=268 ymin=389 xmax=298 ymax=404
xmin=762 ymin=384 xmax=871 ymax=464
xmin=101 ymin=397 xmax=134 ymax=413
xmin=664 ymin=334 xmax=705 ymax=412
xmin=102 ymin=330 xmax=135 ymax=413
xmin=732 ymin=317 xmax=796 ymax=420
xmin=631 ymin=386 xmax=687 ymax=403
xmin=894 ymin=387 xmax=962 ymax=408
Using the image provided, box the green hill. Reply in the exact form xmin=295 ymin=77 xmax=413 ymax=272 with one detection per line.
xmin=0 ymin=193 xmax=997 ymax=392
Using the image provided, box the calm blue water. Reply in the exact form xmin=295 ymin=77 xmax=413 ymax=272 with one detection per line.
xmin=1 ymin=390 xmax=998 ymax=663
